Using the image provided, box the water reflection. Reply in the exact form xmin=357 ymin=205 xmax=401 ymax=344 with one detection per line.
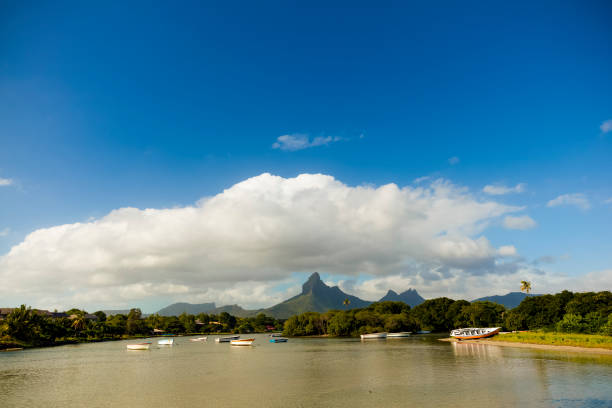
xmin=0 ymin=335 xmax=610 ymax=407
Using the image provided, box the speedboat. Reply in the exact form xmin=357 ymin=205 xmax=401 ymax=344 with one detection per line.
xmin=450 ymin=327 xmax=501 ymax=340
xmin=215 ymin=335 xmax=240 ymax=343
xmin=360 ymin=332 xmax=387 ymax=340
xmin=190 ymin=336 xmax=207 ymax=342
xmin=269 ymin=337 xmax=288 ymax=343
xmin=158 ymin=338 xmax=174 ymax=345
xmin=387 ymin=332 xmax=411 ymax=338
xmin=127 ymin=342 xmax=152 ymax=350
xmin=230 ymin=338 xmax=254 ymax=346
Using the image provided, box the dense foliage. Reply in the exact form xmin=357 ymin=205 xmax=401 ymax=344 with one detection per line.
xmin=0 ymin=306 xmax=282 ymax=348
xmin=284 ymin=291 xmax=612 ymax=336
xmin=2 ymin=290 xmax=610 ymax=348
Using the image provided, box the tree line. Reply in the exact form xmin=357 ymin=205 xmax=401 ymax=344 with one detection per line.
xmin=283 ymin=290 xmax=612 ymax=337
xmin=0 ymin=306 xmax=282 ymax=348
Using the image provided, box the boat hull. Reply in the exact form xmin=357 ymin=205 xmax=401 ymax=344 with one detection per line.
xmin=216 ymin=335 xmax=240 ymax=343
xmin=360 ymin=332 xmax=387 ymax=340
xmin=387 ymin=332 xmax=411 ymax=338
xmin=450 ymin=327 xmax=501 ymax=340
xmin=190 ymin=336 xmax=207 ymax=342
xmin=230 ymin=338 xmax=254 ymax=346
xmin=127 ymin=343 xmax=151 ymax=350
xmin=269 ymin=337 xmax=288 ymax=343
xmin=158 ymin=338 xmax=174 ymax=345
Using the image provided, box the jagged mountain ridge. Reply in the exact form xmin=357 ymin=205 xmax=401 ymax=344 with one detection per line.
xmin=154 ymin=272 xmax=427 ymax=318
xmin=379 ymin=288 xmax=425 ymax=307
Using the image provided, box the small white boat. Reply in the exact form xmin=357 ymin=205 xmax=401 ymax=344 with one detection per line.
xmin=360 ymin=332 xmax=387 ymax=340
xmin=269 ymin=337 xmax=288 ymax=343
xmin=127 ymin=342 xmax=151 ymax=350
xmin=450 ymin=327 xmax=500 ymax=340
xmin=190 ymin=336 xmax=208 ymax=342
xmin=158 ymin=338 xmax=174 ymax=345
xmin=269 ymin=333 xmax=283 ymax=337
xmin=387 ymin=332 xmax=412 ymax=338
xmin=230 ymin=338 xmax=254 ymax=346
xmin=215 ymin=335 xmax=240 ymax=343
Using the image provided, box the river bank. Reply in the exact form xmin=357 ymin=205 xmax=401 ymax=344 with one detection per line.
xmin=439 ymin=332 xmax=612 ymax=354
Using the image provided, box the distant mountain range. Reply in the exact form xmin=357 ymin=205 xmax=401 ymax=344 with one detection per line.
xmin=150 ymin=278 xmax=540 ymax=318
xmin=154 ymin=272 xmax=426 ymax=318
xmin=156 ymin=302 xmax=216 ymax=317
xmin=379 ymin=289 xmax=425 ymax=307
xmin=472 ymin=292 xmax=539 ymax=309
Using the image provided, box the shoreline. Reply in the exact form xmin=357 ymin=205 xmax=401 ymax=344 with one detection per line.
xmin=439 ymin=337 xmax=612 ymax=355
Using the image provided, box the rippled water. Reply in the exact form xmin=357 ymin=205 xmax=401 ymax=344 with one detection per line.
xmin=1 ymin=334 xmax=611 ymax=407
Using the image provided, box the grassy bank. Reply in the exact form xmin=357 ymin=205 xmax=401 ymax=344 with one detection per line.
xmin=485 ymin=332 xmax=612 ymax=350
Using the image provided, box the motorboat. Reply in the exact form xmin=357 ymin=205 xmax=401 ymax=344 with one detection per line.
xmin=230 ymin=338 xmax=254 ymax=346
xmin=190 ymin=336 xmax=208 ymax=342
xmin=450 ymin=327 xmax=501 ymax=340
xmin=269 ymin=333 xmax=283 ymax=337
xmin=360 ymin=332 xmax=387 ymax=340
xmin=269 ymin=337 xmax=288 ymax=343
xmin=215 ymin=335 xmax=240 ymax=343
xmin=126 ymin=342 xmax=152 ymax=350
xmin=158 ymin=338 xmax=174 ymax=345
xmin=387 ymin=332 xmax=411 ymax=338
xmin=416 ymin=330 xmax=431 ymax=334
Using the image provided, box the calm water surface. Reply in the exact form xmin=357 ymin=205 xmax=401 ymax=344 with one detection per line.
xmin=1 ymin=334 xmax=611 ymax=407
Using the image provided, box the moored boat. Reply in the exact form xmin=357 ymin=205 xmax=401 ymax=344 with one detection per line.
xmin=360 ymin=332 xmax=387 ymax=340
xmin=416 ymin=330 xmax=431 ymax=334
xmin=127 ymin=342 xmax=152 ymax=350
xmin=190 ymin=336 xmax=207 ymax=342
xmin=269 ymin=333 xmax=283 ymax=337
xmin=230 ymin=338 xmax=254 ymax=346
xmin=387 ymin=332 xmax=411 ymax=338
xmin=158 ymin=338 xmax=174 ymax=345
xmin=450 ymin=327 xmax=500 ymax=340
xmin=215 ymin=335 xmax=240 ymax=343
xmin=269 ymin=337 xmax=288 ymax=343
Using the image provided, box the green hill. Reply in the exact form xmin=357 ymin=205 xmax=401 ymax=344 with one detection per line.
xmin=262 ymin=272 xmax=371 ymax=318
xmin=156 ymin=302 xmax=216 ymax=316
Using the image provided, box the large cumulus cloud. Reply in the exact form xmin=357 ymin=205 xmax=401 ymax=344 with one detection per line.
xmin=0 ymin=173 xmax=525 ymax=309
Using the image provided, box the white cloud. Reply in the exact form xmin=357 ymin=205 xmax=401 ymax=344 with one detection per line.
xmin=0 ymin=177 xmax=13 ymax=186
xmin=448 ymin=156 xmax=460 ymax=165
xmin=600 ymin=119 xmax=612 ymax=134
xmin=483 ymin=183 xmax=526 ymax=195
xmin=503 ymin=215 xmax=536 ymax=230
xmin=547 ymin=193 xmax=590 ymax=210
xmin=0 ymin=228 xmax=9 ymax=237
xmin=497 ymin=245 xmax=518 ymax=257
xmin=0 ymin=173 xmax=523 ymax=310
xmin=272 ymin=134 xmax=343 ymax=151
xmin=604 ymin=198 xmax=612 ymax=204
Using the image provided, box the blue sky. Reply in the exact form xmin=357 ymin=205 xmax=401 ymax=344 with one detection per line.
xmin=1 ymin=1 xmax=611 ymax=312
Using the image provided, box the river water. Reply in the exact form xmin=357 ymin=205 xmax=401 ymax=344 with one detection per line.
xmin=1 ymin=334 xmax=611 ymax=407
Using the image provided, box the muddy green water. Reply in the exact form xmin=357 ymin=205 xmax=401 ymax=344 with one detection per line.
xmin=1 ymin=334 xmax=611 ymax=407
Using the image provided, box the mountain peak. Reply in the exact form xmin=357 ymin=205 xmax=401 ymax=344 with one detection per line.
xmin=302 ymin=272 xmax=325 ymax=294
xmin=385 ymin=289 xmax=398 ymax=297
xmin=379 ymin=288 xmax=425 ymax=307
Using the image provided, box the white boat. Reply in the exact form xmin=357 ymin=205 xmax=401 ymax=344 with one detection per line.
xmin=190 ymin=336 xmax=207 ymax=342
xmin=269 ymin=337 xmax=288 ymax=343
xmin=360 ymin=332 xmax=387 ymax=340
xmin=215 ymin=335 xmax=240 ymax=343
xmin=269 ymin=333 xmax=283 ymax=337
xmin=126 ymin=342 xmax=151 ymax=350
xmin=450 ymin=327 xmax=501 ymax=340
xmin=387 ymin=332 xmax=411 ymax=338
xmin=230 ymin=338 xmax=254 ymax=346
xmin=158 ymin=338 xmax=174 ymax=345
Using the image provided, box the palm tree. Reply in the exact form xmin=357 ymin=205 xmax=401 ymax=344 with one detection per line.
xmin=343 ymin=298 xmax=350 ymax=309
xmin=520 ymin=280 xmax=532 ymax=294
xmin=71 ymin=313 xmax=87 ymax=337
